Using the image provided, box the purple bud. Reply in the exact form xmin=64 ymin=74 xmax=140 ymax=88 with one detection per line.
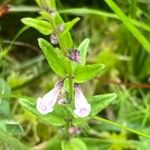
xmin=69 ymin=126 xmax=76 ymax=135
xmin=68 ymin=49 xmax=80 ymax=63
xmin=49 ymin=9 xmax=56 ymax=17
xmin=76 ymin=128 xmax=82 ymax=135
xmin=57 ymin=24 xmax=65 ymax=33
xmin=50 ymin=33 xmax=59 ymax=45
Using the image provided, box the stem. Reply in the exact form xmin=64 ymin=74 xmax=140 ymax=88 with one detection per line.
xmin=68 ymin=75 xmax=74 ymax=102
xmin=92 ymin=116 xmax=150 ymax=139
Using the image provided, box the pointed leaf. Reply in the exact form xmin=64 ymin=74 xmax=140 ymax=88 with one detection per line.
xmin=74 ymin=64 xmax=105 ymax=83
xmin=78 ymin=38 xmax=90 ymax=65
xmin=38 ymin=38 xmax=67 ymax=77
xmin=90 ymin=93 xmax=117 ymax=116
xmin=61 ymin=138 xmax=87 ymax=150
xmin=0 ymin=129 xmax=28 ymax=150
xmin=59 ymin=18 xmax=80 ymax=50
xmin=21 ymin=18 xmax=53 ymax=35
xmin=0 ymin=100 xmax=10 ymax=117
xmin=19 ymin=97 xmax=66 ymax=126
xmin=0 ymin=78 xmax=11 ymax=98
xmin=62 ymin=17 xmax=80 ymax=36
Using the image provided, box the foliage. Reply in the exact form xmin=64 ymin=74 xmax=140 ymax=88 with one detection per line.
xmin=0 ymin=0 xmax=150 ymax=149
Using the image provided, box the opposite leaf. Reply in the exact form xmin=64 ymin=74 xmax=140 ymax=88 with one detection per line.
xmin=38 ymin=38 xmax=67 ymax=77
xmin=74 ymin=64 xmax=105 ymax=83
xmin=19 ymin=97 xmax=66 ymax=126
xmin=62 ymin=17 xmax=80 ymax=36
xmin=90 ymin=93 xmax=117 ymax=116
xmin=21 ymin=18 xmax=53 ymax=35
xmin=78 ymin=38 xmax=90 ymax=65
xmin=59 ymin=17 xmax=80 ymax=51
xmin=61 ymin=138 xmax=87 ymax=150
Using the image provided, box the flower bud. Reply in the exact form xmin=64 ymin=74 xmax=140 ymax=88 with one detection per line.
xmin=50 ymin=33 xmax=59 ymax=45
xmin=74 ymin=85 xmax=91 ymax=117
xmin=57 ymin=98 xmax=66 ymax=105
xmin=57 ymin=24 xmax=65 ymax=33
xmin=69 ymin=126 xmax=76 ymax=135
xmin=68 ymin=49 xmax=80 ymax=63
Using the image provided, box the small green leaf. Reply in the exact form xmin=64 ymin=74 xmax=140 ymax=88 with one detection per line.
xmin=82 ymin=138 xmax=110 ymax=150
xmin=19 ymin=97 xmax=66 ymax=126
xmin=62 ymin=18 xmax=80 ymax=36
xmin=0 ymin=100 xmax=10 ymax=117
xmin=0 ymin=120 xmax=24 ymax=136
xmin=38 ymin=38 xmax=67 ymax=77
xmin=59 ymin=18 xmax=80 ymax=51
xmin=59 ymin=32 xmax=73 ymax=51
xmin=45 ymin=0 xmax=56 ymax=9
xmin=78 ymin=38 xmax=90 ymax=65
xmin=74 ymin=64 xmax=105 ymax=83
xmin=90 ymin=93 xmax=117 ymax=116
xmin=46 ymin=135 xmax=62 ymax=150
xmin=35 ymin=0 xmax=42 ymax=7
xmin=61 ymin=138 xmax=87 ymax=150
xmin=0 ymin=78 xmax=11 ymax=98
xmin=21 ymin=18 xmax=53 ymax=35
xmin=5 ymin=120 xmax=24 ymax=136
xmin=0 ymin=129 xmax=28 ymax=150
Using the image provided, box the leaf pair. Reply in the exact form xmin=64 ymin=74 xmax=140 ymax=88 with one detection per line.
xmin=21 ymin=17 xmax=80 ymax=49
xmin=38 ymin=38 xmax=105 ymax=83
xmin=19 ymin=93 xmax=117 ymax=126
xmin=19 ymin=97 xmax=66 ymax=126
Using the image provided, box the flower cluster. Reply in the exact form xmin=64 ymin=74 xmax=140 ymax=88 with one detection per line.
xmin=36 ymin=82 xmax=91 ymax=118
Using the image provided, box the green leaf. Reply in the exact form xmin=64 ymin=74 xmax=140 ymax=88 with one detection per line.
xmin=5 ymin=120 xmax=24 ymax=136
xmin=61 ymin=138 xmax=87 ymax=150
xmin=93 ymin=116 xmax=150 ymax=139
xmin=90 ymin=93 xmax=117 ymax=116
xmin=38 ymin=38 xmax=67 ymax=77
xmin=78 ymin=38 xmax=90 ymax=65
xmin=74 ymin=64 xmax=105 ymax=83
xmin=35 ymin=0 xmax=42 ymax=7
xmin=45 ymin=0 xmax=56 ymax=9
xmin=0 ymin=78 xmax=11 ymax=98
xmin=0 ymin=100 xmax=10 ymax=117
xmin=59 ymin=18 xmax=80 ymax=51
xmin=59 ymin=32 xmax=73 ymax=51
xmin=21 ymin=17 xmax=53 ymax=35
xmin=82 ymin=138 xmax=110 ymax=150
xmin=59 ymin=8 xmax=150 ymax=33
xmin=19 ymin=97 xmax=66 ymax=126
xmin=0 ymin=129 xmax=28 ymax=150
xmin=46 ymin=135 xmax=62 ymax=150
xmin=62 ymin=17 xmax=80 ymax=36
xmin=105 ymin=0 xmax=150 ymax=54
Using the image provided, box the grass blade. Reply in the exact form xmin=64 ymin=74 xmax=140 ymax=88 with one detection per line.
xmin=93 ymin=116 xmax=150 ymax=139
xmin=105 ymin=0 xmax=150 ymax=54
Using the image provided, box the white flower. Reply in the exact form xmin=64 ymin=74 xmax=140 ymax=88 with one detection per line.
xmin=36 ymin=81 xmax=63 ymax=114
xmin=74 ymin=85 xmax=91 ymax=117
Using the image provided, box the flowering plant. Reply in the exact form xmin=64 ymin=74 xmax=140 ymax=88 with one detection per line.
xmin=19 ymin=0 xmax=117 ymax=149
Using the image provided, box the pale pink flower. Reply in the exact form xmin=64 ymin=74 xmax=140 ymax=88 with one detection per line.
xmin=74 ymin=85 xmax=91 ymax=117
xmin=36 ymin=81 xmax=63 ymax=114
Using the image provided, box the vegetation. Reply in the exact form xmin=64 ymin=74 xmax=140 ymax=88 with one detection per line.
xmin=0 ymin=0 xmax=150 ymax=149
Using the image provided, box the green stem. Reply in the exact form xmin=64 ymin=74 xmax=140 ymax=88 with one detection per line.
xmin=92 ymin=116 xmax=150 ymax=139
xmin=68 ymin=75 xmax=74 ymax=102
